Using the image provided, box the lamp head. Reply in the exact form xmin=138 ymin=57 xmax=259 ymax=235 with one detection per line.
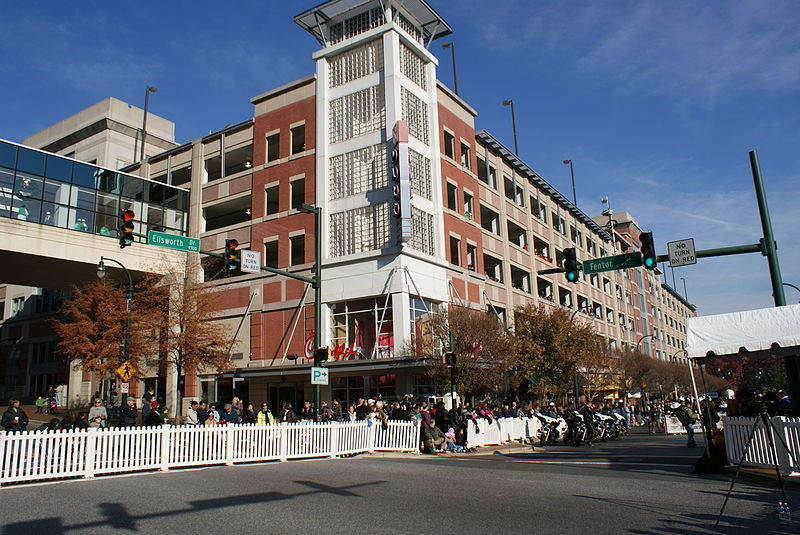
xmin=563 ymin=159 xmax=571 ymax=165
xmin=96 ymin=259 xmax=106 ymax=279
xmin=147 ymin=86 xmax=158 ymax=93
xmin=441 ymin=41 xmax=453 ymax=49
xmin=502 ymin=99 xmax=513 ymax=106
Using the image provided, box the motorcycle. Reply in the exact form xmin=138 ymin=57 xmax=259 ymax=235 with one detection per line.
xmin=595 ymin=413 xmax=618 ymax=440
xmin=612 ymin=412 xmax=628 ymax=437
xmin=535 ymin=413 xmax=567 ymax=446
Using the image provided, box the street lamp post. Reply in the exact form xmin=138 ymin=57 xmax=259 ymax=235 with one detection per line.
xmin=137 ymin=85 xmax=158 ymax=163
xmin=298 ymin=203 xmax=323 ymax=420
xmin=441 ymin=42 xmax=459 ymax=95
xmin=680 ymin=277 xmax=689 ymax=302
xmin=563 ymin=159 xmax=577 ymax=207
xmin=570 ymin=305 xmax=593 ymax=407
xmin=97 ymin=256 xmax=134 ymax=405
xmin=501 ymin=100 xmax=519 ymax=156
xmin=782 ymin=282 xmax=800 ymax=300
xmin=636 ymin=333 xmax=655 ymax=354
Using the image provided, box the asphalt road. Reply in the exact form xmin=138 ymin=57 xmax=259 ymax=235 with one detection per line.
xmin=2 ymin=433 xmax=798 ymax=534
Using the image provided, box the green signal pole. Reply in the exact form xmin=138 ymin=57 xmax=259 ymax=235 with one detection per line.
xmin=750 ymin=151 xmax=799 ymax=414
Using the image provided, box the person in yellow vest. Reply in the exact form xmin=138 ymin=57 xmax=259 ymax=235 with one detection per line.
xmin=256 ymin=402 xmax=275 ymax=425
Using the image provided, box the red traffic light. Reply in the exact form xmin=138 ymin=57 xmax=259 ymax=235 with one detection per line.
xmin=122 ymin=209 xmax=135 ymax=222
xmin=226 ymin=239 xmax=239 ymax=250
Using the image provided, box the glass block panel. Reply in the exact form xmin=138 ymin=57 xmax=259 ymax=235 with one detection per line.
xmin=329 ymin=84 xmax=385 ymax=144
xmin=329 ymin=38 xmax=383 ymax=88
xmin=329 ymin=203 xmax=390 ymax=257
xmin=329 ymin=143 xmax=387 ymax=199
xmin=408 ymin=208 xmax=434 ymax=256
xmin=401 ymin=87 xmax=429 ymax=145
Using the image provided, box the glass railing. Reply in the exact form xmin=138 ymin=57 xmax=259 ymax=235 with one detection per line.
xmin=0 ymin=139 xmax=189 ymax=243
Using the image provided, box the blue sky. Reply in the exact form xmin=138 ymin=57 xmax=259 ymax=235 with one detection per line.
xmin=2 ymin=1 xmax=798 ymax=316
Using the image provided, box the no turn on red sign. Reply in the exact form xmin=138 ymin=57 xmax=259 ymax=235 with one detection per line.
xmin=667 ymin=238 xmax=697 ymax=267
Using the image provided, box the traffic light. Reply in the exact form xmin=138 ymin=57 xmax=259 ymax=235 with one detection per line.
xmin=444 ymin=351 xmax=457 ymax=368
xmin=640 ymin=232 xmax=656 ymax=269
xmin=118 ymin=209 xmax=135 ymax=248
xmin=224 ymin=239 xmax=239 ymax=271
xmin=563 ymin=247 xmax=579 ymax=283
xmin=314 ymin=347 xmax=329 ymax=367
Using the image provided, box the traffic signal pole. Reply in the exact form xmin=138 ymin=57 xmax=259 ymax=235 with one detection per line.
xmin=750 ymin=151 xmax=799 ymax=414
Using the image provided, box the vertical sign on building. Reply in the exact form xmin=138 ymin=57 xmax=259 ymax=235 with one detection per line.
xmin=391 ymin=120 xmax=413 ymax=242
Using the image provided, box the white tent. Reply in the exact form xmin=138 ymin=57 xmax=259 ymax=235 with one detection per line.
xmin=686 ymin=304 xmax=800 ymax=359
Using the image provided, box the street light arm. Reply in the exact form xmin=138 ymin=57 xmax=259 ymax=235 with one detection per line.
xmin=636 ymin=333 xmax=655 ymax=351
xmin=99 ymin=256 xmax=133 ymax=292
xmin=570 ymin=305 xmax=592 ymax=321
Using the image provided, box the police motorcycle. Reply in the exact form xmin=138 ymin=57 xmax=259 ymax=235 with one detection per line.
xmin=535 ymin=411 xmax=567 ymax=446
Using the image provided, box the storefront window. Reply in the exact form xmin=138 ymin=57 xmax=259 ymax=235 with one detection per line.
xmin=329 ymin=298 xmax=394 ymax=359
xmin=410 ymin=297 xmax=440 ymax=357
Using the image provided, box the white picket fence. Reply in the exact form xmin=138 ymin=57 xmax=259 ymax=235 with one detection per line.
xmin=466 ymin=417 xmax=542 ymax=448
xmin=0 ymin=420 xmax=418 ymax=486
xmin=723 ymin=416 xmax=800 ymax=475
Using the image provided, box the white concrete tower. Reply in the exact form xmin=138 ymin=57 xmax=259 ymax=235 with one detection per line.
xmin=295 ymin=0 xmax=452 ymax=359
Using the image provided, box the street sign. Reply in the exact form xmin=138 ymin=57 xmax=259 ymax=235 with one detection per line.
xmin=116 ymin=361 xmax=136 ymax=382
xmin=311 ymin=366 xmax=329 ymax=385
xmin=582 ymin=252 xmax=643 ymax=275
xmin=667 ymin=238 xmax=697 ymax=267
xmin=241 ymin=250 xmax=261 ymax=273
xmin=147 ymin=230 xmax=200 ymax=253
xmin=120 ymin=382 xmax=129 ymax=394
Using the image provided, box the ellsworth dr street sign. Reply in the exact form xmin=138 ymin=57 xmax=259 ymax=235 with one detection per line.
xmin=148 ymin=231 xmax=200 ymax=253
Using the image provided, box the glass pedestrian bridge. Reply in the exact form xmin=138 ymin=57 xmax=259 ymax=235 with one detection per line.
xmin=0 ymin=139 xmax=188 ymax=244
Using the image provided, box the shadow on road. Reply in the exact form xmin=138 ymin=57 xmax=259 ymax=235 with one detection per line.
xmin=2 ymin=480 xmax=387 ymax=534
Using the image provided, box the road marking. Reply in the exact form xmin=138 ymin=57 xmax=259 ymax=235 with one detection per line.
xmin=507 ymin=460 xmax=689 ymax=467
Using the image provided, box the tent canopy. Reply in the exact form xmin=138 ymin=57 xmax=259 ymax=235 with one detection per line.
xmin=686 ymin=304 xmax=800 ymax=359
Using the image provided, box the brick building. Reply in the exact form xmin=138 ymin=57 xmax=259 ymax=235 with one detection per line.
xmin=120 ymin=0 xmax=694 ymax=409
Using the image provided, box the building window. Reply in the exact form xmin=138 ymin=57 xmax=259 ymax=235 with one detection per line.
xmin=291 ymin=125 xmax=305 ymax=155
xmin=443 ymin=131 xmax=455 ymax=159
xmin=531 ymin=198 xmax=547 ymax=223
xmin=329 ymin=7 xmax=385 ymax=44
xmin=329 ymin=203 xmax=390 ymax=257
xmin=290 ymin=178 xmax=305 ymax=209
xmin=533 ymin=236 xmax=551 ymax=261
xmin=463 ymin=191 xmax=474 ymax=218
xmin=205 ymin=155 xmax=221 ymax=181
xmin=401 ymin=87 xmax=429 ymax=145
xmin=511 ymin=265 xmax=531 ymax=293
xmin=264 ymin=240 xmax=278 ymax=268
xmin=551 ymin=211 xmax=566 ymax=234
xmin=265 ymin=185 xmax=280 ymax=215
xmin=570 ymin=226 xmax=582 ymax=246
xmin=460 ymin=142 xmax=471 ymax=169
xmin=409 ymin=149 xmax=431 ymax=200
xmin=330 ymin=84 xmax=386 ymax=144
xmin=330 ymin=297 xmax=394 ymax=361
xmin=537 ymin=277 xmax=552 ymax=300
xmin=330 ymin=143 xmax=387 ymax=200
xmin=507 ymin=219 xmax=528 ymax=249
xmin=479 ymin=205 xmax=501 ymax=236
xmin=558 ymin=286 xmax=573 ymax=307
xmin=466 ymin=243 xmax=477 ymax=271
xmin=484 ymin=254 xmax=504 ymax=283
xmin=290 ymin=235 xmax=305 ymax=266
xmin=11 ymin=297 xmax=24 ymax=316
xmin=606 ymin=308 xmax=615 ymax=323
xmin=446 ymin=182 xmax=458 ymax=211
xmin=410 ymin=297 xmax=439 ymax=355
xmin=266 ymin=133 xmax=280 ymax=162
xmin=408 ymin=209 xmax=435 ymax=256
xmin=449 ymin=236 xmax=461 ymax=266
xmin=400 ymin=42 xmax=426 ymax=89
xmin=329 ymin=37 xmax=383 ymax=87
